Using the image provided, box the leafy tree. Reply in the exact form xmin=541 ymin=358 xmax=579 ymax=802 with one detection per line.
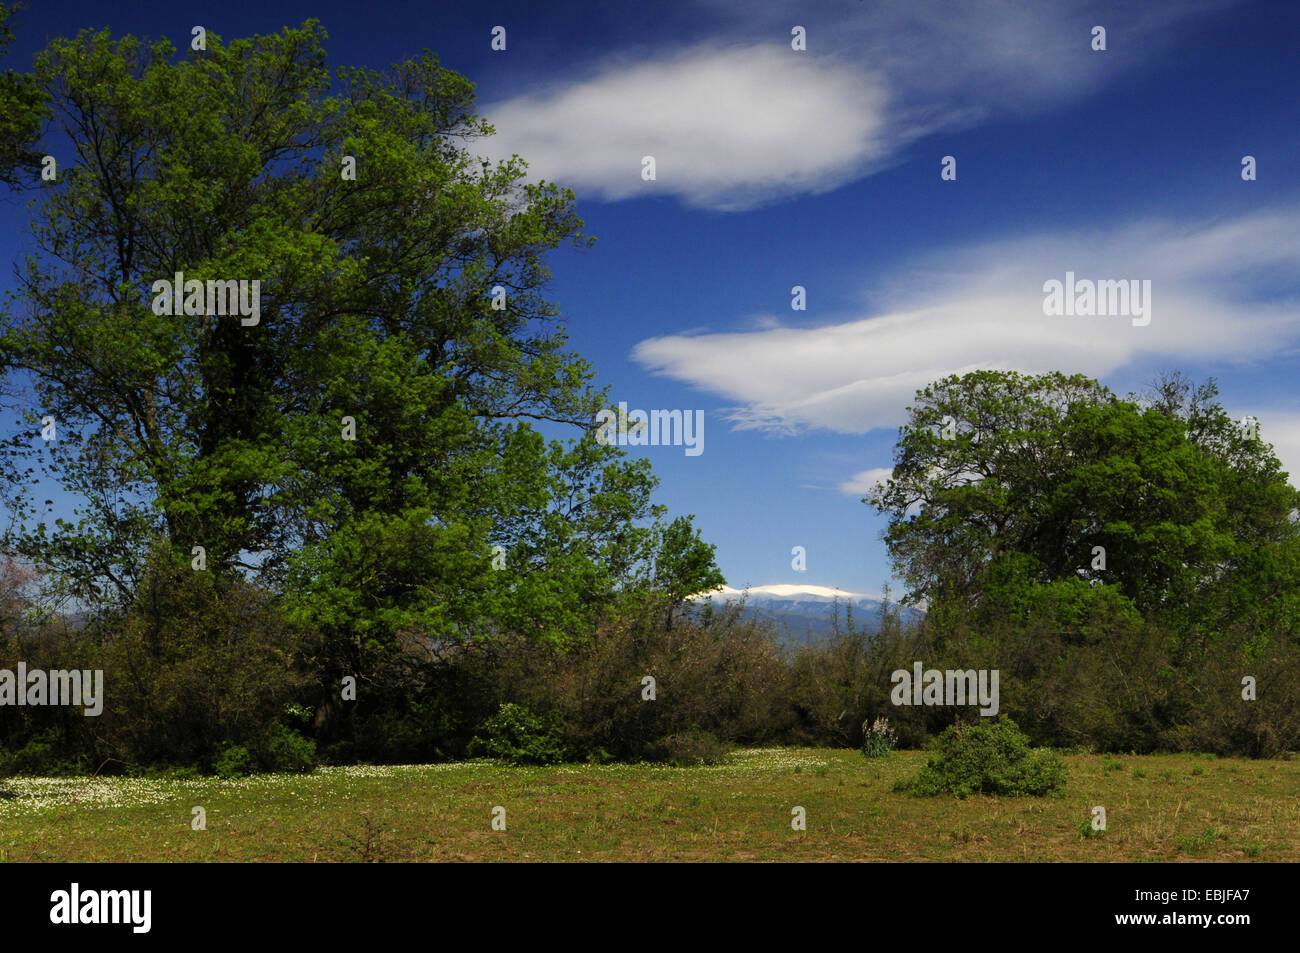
xmin=652 ymin=514 xmax=725 ymax=630
xmin=868 ymin=371 xmax=1109 ymax=617
xmin=0 ymin=2 xmax=48 ymax=187
xmin=0 ymin=21 xmax=667 ymax=681
xmin=869 ymin=370 xmax=1300 ymax=642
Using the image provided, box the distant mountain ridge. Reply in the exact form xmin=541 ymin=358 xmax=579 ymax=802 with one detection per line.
xmin=690 ymin=584 xmax=924 ymax=645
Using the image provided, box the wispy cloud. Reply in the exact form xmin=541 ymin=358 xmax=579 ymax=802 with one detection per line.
xmin=631 ymin=206 xmax=1300 ymax=434
xmin=694 ymin=0 xmax=1236 ymax=112
xmin=838 ymin=467 xmax=893 ymax=497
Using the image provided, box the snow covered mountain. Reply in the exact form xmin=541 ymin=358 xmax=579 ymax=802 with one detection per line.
xmin=689 ymin=584 xmax=924 ymax=644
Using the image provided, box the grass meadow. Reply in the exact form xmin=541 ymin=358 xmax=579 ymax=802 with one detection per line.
xmin=2 ymin=748 xmax=1295 ymax=862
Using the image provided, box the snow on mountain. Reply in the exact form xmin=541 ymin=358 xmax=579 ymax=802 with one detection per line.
xmin=702 ymin=583 xmax=880 ymax=602
xmin=689 ymin=583 xmax=923 ymax=643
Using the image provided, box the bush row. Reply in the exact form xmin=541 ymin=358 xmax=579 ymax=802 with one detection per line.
xmin=1 ymin=571 xmax=1297 ymax=775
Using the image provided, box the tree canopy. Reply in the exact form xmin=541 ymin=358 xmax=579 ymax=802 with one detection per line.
xmin=0 ymin=20 xmax=710 ymax=673
xmin=870 ymin=369 xmax=1300 ymax=643
xmin=0 ymin=3 xmax=48 ymax=187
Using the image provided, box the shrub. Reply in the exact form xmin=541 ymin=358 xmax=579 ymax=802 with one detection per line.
xmin=213 ymin=744 xmax=254 ymax=778
xmin=861 ymin=717 xmax=898 ymax=758
xmin=469 ymin=602 xmax=793 ymax=763
xmin=259 ymin=722 xmax=317 ymax=773
xmin=0 ymin=730 xmax=85 ymax=777
xmin=647 ymin=729 xmax=725 ymax=766
xmin=1177 ymin=826 xmax=1223 ymax=854
xmin=788 ymin=598 xmax=931 ymax=748
xmin=93 ymin=547 xmax=314 ymax=772
xmin=897 ymin=718 xmax=1068 ymax=798
xmin=471 ymin=702 xmax=569 ymax=765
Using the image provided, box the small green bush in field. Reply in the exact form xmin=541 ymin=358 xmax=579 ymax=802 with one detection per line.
xmin=213 ymin=744 xmax=254 ymax=778
xmin=1078 ymin=818 xmax=1106 ymax=838
xmin=896 ymin=718 xmax=1067 ymax=798
xmin=471 ymin=703 xmax=569 ymax=765
xmin=260 ymin=722 xmax=316 ymax=773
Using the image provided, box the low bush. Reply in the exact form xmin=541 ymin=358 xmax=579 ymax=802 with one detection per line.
xmin=258 ymin=722 xmax=317 ymax=773
xmin=471 ymin=702 xmax=570 ymax=765
xmin=896 ymin=718 xmax=1068 ymax=798
xmin=0 ymin=729 xmax=85 ymax=777
xmin=213 ymin=744 xmax=254 ymax=778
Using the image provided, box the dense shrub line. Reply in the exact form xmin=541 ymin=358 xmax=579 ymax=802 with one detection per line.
xmin=1 ymin=571 xmax=1295 ymax=776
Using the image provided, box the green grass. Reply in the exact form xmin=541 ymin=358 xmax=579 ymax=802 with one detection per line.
xmin=1 ymin=748 xmax=1295 ymax=862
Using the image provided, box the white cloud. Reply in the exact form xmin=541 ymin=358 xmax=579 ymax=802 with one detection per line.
xmin=695 ymin=0 xmax=1236 ymax=113
xmin=1250 ymin=412 xmax=1300 ymax=485
xmin=839 ymin=467 xmax=893 ymax=497
xmin=479 ymin=0 xmax=1239 ymax=209
xmin=631 ymin=207 xmax=1300 ymax=436
xmin=480 ymin=45 xmax=892 ymax=211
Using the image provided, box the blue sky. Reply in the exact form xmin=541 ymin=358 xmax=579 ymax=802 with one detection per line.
xmin=3 ymin=0 xmax=1300 ymax=600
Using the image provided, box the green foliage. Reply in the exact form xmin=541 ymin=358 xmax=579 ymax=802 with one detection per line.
xmin=0 ymin=729 xmax=84 ymax=776
xmin=213 ymin=744 xmax=254 ymax=779
xmin=1078 ymin=818 xmax=1106 ymax=839
xmin=213 ymin=722 xmax=314 ymax=776
xmin=653 ymin=515 xmax=726 ymax=630
xmin=0 ymin=18 xmax=663 ymax=675
xmin=787 ymin=591 xmax=934 ymax=748
xmin=863 ymin=368 xmax=1300 ymax=760
xmin=258 ymin=722 xmax=317 ymax=773
xmin=898 ymin=718 xmax=1068 ymax=798
xmin=1176 ymin=826 xmax=1224 ymax=854
xmin=471 ymin=702 xmax=569 ymax=766
xmin=870 ymin=370 xmax=1300 ymax=638
xmin=0 ymin=3 xmax=49 ymax=187
xmin=91 ymin=546 xmax=314 ymax=772
xmin=0 ymin=19 xmax=695 ymax=773
xmin=484 ymin=599 xmax=792 ymax=762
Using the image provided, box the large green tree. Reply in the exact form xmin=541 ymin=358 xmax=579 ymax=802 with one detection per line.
xmin=869 ymin=370 xmax=1300 ymax=641
xmin=0 ymin=21 xmax=680 ymax=682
